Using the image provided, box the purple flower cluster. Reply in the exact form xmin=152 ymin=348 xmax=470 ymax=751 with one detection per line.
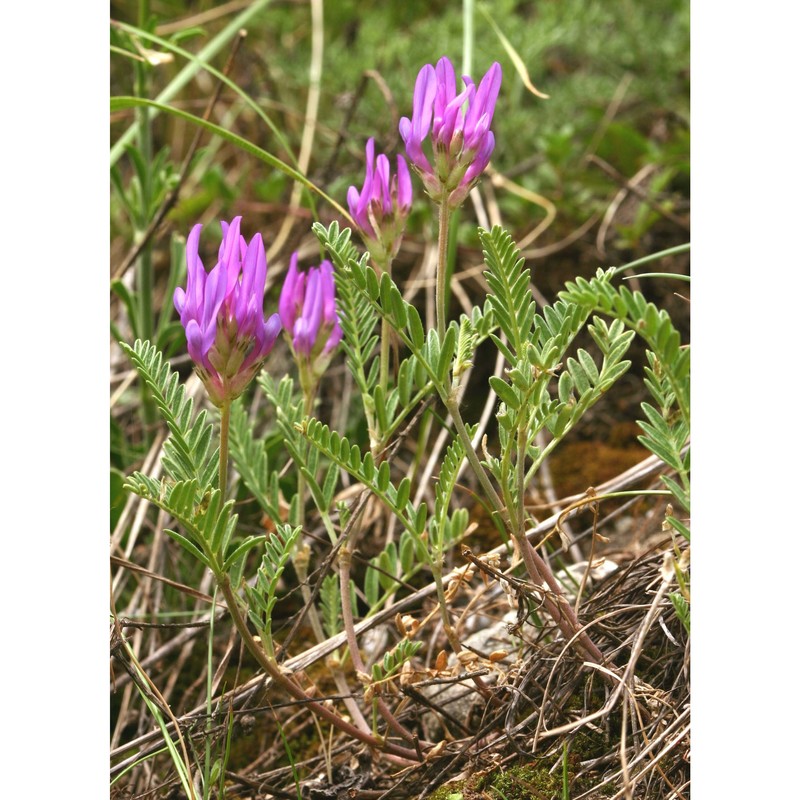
xmin=399 ymin=56 xmax=502 ymax=208
xmin=175 ymin=55 xmax=504 ymax=404
xmin=279 ymin=255 xmax=343 ymax=383
xmin=173 ymin=217 xmax=281 ymax=406
xmin=347 ymin=138 xmax=412 ymax=263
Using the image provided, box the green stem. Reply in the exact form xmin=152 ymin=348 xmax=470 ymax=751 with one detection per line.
xmin=218 ymin=401 xmax=231 ymax=499
xmin=375 ymin=254 xmax=393 ymax=409
xmin=203 ymin=587 xmax=217 ymax=797
xmin=134 ymin=0 xmax=156 ymax=428
xmin=516 ymin=423 xmax=526 ymax=540
xmin=294 ymin=385 xmax=317 ymax=526
xmin=135 ymin=0 xmax=153 ymax=343
xmin=445 ymin=394 xmax=506 ymax=517
xmin=435 ymin=197 xmax=452 ymax=341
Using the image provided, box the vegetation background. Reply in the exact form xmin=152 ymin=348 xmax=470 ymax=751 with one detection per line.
xmin=109 ymin=0 xmax=690 ymax=498
xmin=108 ymin=3 xmax=696 ymax=797
xmin=6 ymin=1 xmax=800 ymax=798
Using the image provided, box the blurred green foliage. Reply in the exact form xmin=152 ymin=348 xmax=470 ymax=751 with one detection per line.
xmin=111 ymin=0 xmax=688 ymax=246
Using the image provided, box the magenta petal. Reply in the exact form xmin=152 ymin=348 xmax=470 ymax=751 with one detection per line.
xmin=263 ymin=312 xmax=282 ymax=346
xmin=411 ymin=64 xmax=437 ymax=143
xmin=301 ymin=269 xmax=324 ymax=349
xmin=436 ymin=84 xmax=473 ymax=143
xmin=463 ymin=131 xmax=495 ymax=184
xmin=200 ymin=263 xmax=227 ymax=330
xmin=236 ymin=232 xmax=265 ymax=330
xmin=319 ymin=261 xmax=338 ymax=323
xmin=465 ymin=63 xmax=501 ymax=139
xmin=347 ymin=185 xmax=370 ymax=231
xmin=251 ymin=233 xmax=267 ymax=305
xmin=374 ymin=154 xmax=392 ymax=215
xmin=279 ymin=252 xmax=302 ymax=331
xmin=399 ymin=120 xmax=433 ymax=174
xmin=364 ymin=137 xmax=376 ymax=183
xmin=219 ymin=217 xmax=240 ymax=258
xmin=293 ymin=317 xmax=313 ymax=355
xmin=396 ymin=155 xmax=412 ymax=210
xmin=433 ymin=57 xmax=457 ymax=119
xmin=398 ymin=116 xmax=412 ymax=143
xmin=221 ymin=217 xmax=243 ymax=298
xmin=464 ymin=113 xmax=491 ymax=152
xmin=184 ymin=319 xmax=207 ymax=366
xmin=245 ymin=311 xmax=281 ymax=370
xmin=185 ymin=223 xmax=203 ymax=278
xmin=173 ymin=286 xmax=187 ymax=316
xmin=184 ymin=224 xmax=205 ymax=317
xmin=346 ymin=184 xmax=359 ymax=212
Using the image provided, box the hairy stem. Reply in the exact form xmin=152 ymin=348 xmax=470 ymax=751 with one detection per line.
xmin=339 ymin=545 xmax=420 ymax=745
xmin=443 ymin=394 xmax=605 ymax=665
xmin=218 ymin=400 xmax=231 ymax=499
xmin=372 ymin=253 xmax=393 ymax=406
xmin=293 ymin=544 xmax=372 ymax=736
xmin=216 ymin=574 xmax=419 ymax=762
xmin=435 ymin=197 xmax=452 ymax=340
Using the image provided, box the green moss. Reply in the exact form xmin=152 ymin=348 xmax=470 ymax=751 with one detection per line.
xmin=481 ymin=763 xmax=560 ymax=800
xmin=426 ymin=780 xmax=465 ymax=800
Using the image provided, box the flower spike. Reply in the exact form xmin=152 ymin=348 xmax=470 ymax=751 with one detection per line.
xmin=399 ymin=56 xmax=502 ymax=208
xmin=279 ymin=257 xmax=343 ymax=391
xmin=347 ymin=138 xmax=413 ymax=264
xmin=174 ymin=216 xmax=281 ymax=406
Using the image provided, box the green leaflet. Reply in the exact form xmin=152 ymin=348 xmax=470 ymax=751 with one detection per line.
xmin=228 ymin=400 xmax=282 ymax=522
xmin=560 ymin=269 xmax=690 ymax=424
xmin=124 ymin=476 xmax=239 ymax=568
xmin=558 ymin=265 xmax=690 ymax=508
xmin=244 ymin=525 xmax=302 ymax=646
xmin=120 ymin=339 xmax=219 ymax=496
xmin=480 ymin=225 xmax=536 ymax=355
xmin=370 ymin=640 xmax=422 ymax=684
xmin=301 ymin=418 xmax=429 ymax=543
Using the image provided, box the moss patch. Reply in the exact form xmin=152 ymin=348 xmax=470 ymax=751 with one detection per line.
xmin=478 ymin=763 xmax=560 ymax=799
xmin=426 ymin=781 xmax=466 ymax=800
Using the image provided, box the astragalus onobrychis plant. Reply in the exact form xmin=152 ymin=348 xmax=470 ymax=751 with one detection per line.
xmin=117 ymin=52 xmax=689 ymax=792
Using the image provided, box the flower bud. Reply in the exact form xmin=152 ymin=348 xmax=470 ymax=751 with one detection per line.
xmin=279 ymin=255 xmax=343 ymax=387
xmin=347 ymin=137 xmax=412 ymax=264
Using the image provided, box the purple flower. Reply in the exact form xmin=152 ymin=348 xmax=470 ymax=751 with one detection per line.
xmin=399 ymin=56 xmax=502 ymax=208
xmin=279 ymin=255 xmax=343 ymax=383
xmin=173 ymin=216 xmax=281 ymax=406
xmin=347 ymin=138 xmax=412 ymax=263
